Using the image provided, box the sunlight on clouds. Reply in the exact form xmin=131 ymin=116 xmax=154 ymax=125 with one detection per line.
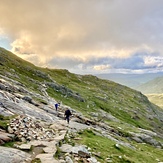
xmin=56 ymin=48 xmax=135 ymax=60
xmin=1 ymin=0 xmax=163 ymax=74
xmin=57 ymin=24 xmax=86 ymax=40
xmin=10 ymin=32 xmax=50 ymax=67
xmin=11 ymin=32 xmax=34 ymax=55
xmin=93 ymin=64 xmax=111 ymax=71
xmin=0 ymin=28 xmax=5 ymax=35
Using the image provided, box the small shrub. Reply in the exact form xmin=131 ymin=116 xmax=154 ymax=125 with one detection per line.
xmin=2 ymin=141 xmax=15 ymax=147
xmin=31 ymin=158 xmax=41 ymax=163
xmin=54 ymin=146 xmax=62 ymax=159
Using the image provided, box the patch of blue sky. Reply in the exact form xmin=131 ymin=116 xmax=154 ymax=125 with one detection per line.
xmin=0 ymin=37 xmax=12 ymax=50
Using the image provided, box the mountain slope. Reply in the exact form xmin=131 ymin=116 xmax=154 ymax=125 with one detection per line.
xmin=0 ymin=46 xmax=163 ymax=132
xmin=0 ymin=47 xmax=163 ymax=133
xmin=0 ymin=47 xmax=163 ymax=162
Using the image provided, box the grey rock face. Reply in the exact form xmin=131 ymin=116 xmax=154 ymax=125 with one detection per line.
xmin=46 ymin=82 xmax=85 ymax=102
xmin=0 ymin=146 xmax=31 ymax=163
xmin=129 ymin=131 xmax=162 ymax=147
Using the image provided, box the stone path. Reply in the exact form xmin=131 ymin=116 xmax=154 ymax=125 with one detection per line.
xmin=0 ymin=114 xmax=98 ymax=163
xmin=25 ymin=119 xmax=92 ymax=163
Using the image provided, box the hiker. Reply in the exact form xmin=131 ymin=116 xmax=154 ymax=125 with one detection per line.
xmin=55 ymin=102 xmax=60 ymax=111
xmin=64 ymin=108 xmax=72 ymax=124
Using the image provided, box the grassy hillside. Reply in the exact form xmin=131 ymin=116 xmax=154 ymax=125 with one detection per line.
xmin=1 ymin=47 xmax=163 ymax=163
xmin=0 ymin=47 xmax=163 ymax=134
xmin=73 ymin=129 xmax=163 ymax=163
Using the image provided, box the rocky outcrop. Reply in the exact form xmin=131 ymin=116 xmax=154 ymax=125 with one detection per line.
xmin=129 ymin=131 xmax=163 ymax=148
xmin=0 ymin=78 xmax=28 ymax=94
xmin=46 ymin=82 xmax=85 ymax=102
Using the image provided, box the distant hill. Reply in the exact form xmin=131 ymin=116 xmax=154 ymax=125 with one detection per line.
xmin=136 ymin=76 xmax=163 ymax=94
xmin=146 ymin=94 xmax=163 ymax=109
xmin=135 ymin=77 xmax=163 ymax=109
xmin=96 ymin=73 xmax=163 ymax=88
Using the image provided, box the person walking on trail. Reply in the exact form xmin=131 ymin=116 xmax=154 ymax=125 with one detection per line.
xmin=64 ymin=109 xmax=72 ymax=124
xmin=55 ymin=103 xmax=60 ymax=111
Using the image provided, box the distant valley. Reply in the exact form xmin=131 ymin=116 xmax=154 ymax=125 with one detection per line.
xmin=136 ymin=76 xmax=163 ymax=109
xmin=96 ymin=73 xmax=163 ymax=109
xmin=96 ymin=73 xmax=163 ymax=88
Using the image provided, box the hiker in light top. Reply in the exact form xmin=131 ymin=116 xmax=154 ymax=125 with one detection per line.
xmin=64 ymin=109 xmax=72 ymax=124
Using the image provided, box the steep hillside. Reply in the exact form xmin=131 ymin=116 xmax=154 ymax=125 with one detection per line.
xmin=0 ymin=47 xmax=162 ymax=132
xmin=0 ymin=47 xmax=163 ymax=163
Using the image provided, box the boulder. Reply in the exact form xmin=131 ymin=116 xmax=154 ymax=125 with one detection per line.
xmin=43 ymin=146 xmax=57 ymax=153
xmin=0 ymin=146 xmax=31 ymax=163
xmin=0 ymin=131 xmax=15 ymax=144
xmin=17 ymin=144 xmax=32 ymax=150
xmin=60 ymin=144 xmax=90 ymax=158
xmin=65 ymin=156 xmax=73 ymax=163
xmin=36 ymin=153 xmax=59 ymax=163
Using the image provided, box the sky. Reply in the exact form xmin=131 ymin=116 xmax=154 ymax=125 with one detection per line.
xmin=1 ymin=0 xmax=163 ymax=75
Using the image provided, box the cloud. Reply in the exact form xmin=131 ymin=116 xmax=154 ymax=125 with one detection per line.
xmin=94 ymin=65 xmax=111 ymax=71
xmin=0 ymin=0 xmax=163 ymax=74
xmin=68 ymin=51 xmax=163 ymax=74
xmin=144 ymin=55 xmax=163 ymax=68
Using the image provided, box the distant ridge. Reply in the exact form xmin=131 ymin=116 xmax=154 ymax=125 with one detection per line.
xmin=136 ymin=76 xmax=163 ymax=94
xmin=96 ymin=72 xmax=163 ymax=88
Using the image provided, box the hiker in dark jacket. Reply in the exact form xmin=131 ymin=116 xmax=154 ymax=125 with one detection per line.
xmin=64 ymin=109 xmax=72 ymax=124
xmin=55 ymin=103 xmax=60 ymax=111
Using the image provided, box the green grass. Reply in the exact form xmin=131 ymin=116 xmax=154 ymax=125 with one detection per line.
xmin=2 ymin=141 xmax=15 ymax=147
xmin=0 ymin=115 xmax=18 ymax=147
xmin=0 ymin=115 xmax=16 ymax=130
xmin=74 ymin=129 xmax=163 ymax=163
xmin=31 ymin=158 xmax=41 ymax=163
